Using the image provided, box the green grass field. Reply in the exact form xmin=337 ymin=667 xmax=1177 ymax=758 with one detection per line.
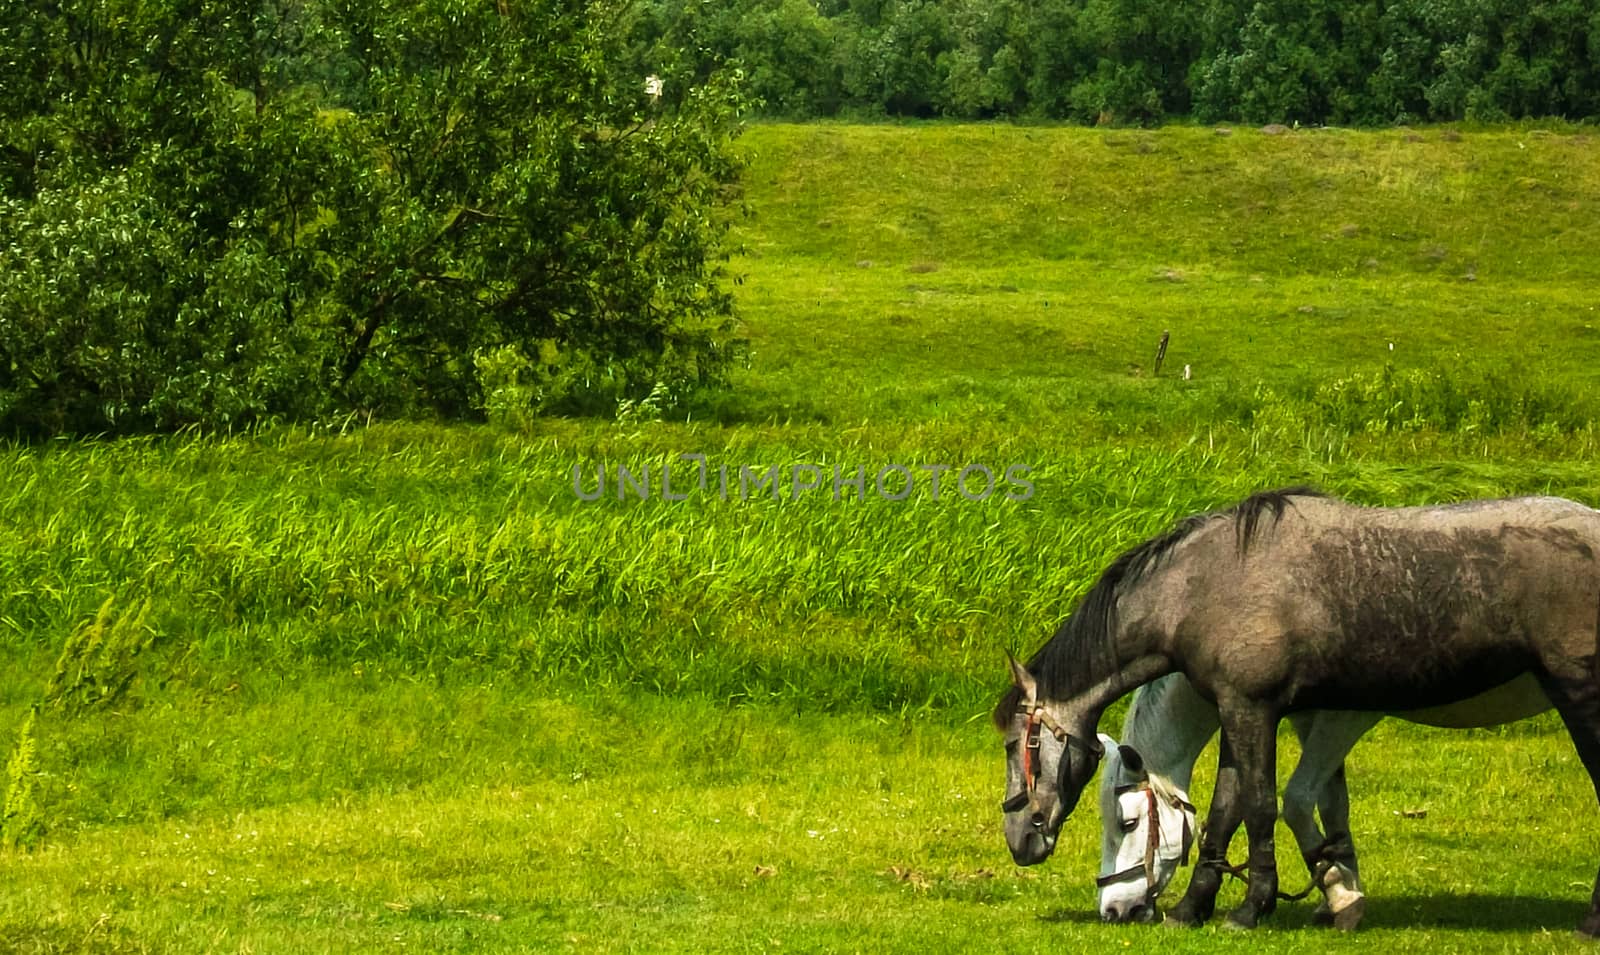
xmin=4 ymin=122 xmax=1600 ymax=952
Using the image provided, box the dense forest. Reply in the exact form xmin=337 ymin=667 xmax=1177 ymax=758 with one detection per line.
xmin=625 ymin=0 xmax=1600 ymax=124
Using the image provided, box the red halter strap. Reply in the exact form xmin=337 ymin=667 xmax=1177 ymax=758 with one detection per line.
xmin=1000 ymin=704 xmax=1104 ymax=815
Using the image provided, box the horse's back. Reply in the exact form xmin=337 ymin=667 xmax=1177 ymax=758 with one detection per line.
xmin=1160 ymin=493 xmax=1600 ymax=712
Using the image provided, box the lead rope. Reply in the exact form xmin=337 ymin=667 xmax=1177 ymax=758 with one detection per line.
xmin=1200 ymin=825 xmax=1327 ymax=903
xmin=1213 ymin=859 xmax=1323 ymax=903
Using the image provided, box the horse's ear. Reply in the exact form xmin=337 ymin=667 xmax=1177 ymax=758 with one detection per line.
xmin=1118 ymin=743 xmax=1146 ymax=778
xmin=1005 ymin=651 xmax=1037 ymax=700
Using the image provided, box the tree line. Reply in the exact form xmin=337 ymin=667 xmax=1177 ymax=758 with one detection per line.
xmin=625 ymin=0 xmax=1600 ymax=124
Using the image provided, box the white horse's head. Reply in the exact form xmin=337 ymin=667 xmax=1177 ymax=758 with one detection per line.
xmin=1095 ymin=735 xmax=1197 ymax=923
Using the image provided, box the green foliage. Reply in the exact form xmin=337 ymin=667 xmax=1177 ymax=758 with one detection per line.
xmin=1245 ymin=366 xmax=1592 ymax=447
xmin=46 ymin=597 xmax=157 ymax=716
xmin=1310 ymin=367 xmax=1585 ymax=436
xmin=0 ymin=598 xmax=158 ymax=850
xmin=625 ymin=0 xmax=1600 ymax=122
xmin=1066 ymin=0 xmax=1199 ymax=124
xmin=1194 ymin=0 xmax=1349 ymax=124
xmin=0 ymin=709 xmax=41 ymax=852
xmin=0 ymin=0 xmax=747 ymax=436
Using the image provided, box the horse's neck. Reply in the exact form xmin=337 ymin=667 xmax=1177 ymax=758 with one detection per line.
xmin=1121 ymin=674 xmax=1219 ymax=792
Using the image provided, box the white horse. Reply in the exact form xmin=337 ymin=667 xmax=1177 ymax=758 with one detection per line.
xmin=1095 ymin=671 xmax=1548 ymax=927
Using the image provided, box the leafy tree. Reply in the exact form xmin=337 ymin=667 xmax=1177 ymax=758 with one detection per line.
xmin=0 ymin=0 xmax=747 ymax=435
xmin=841 ymin=0 xmax=954 ymax=116
xmin=736 ymin=0 xmax=843 ymax=115
xmin=1068 ymin=0 xmax=1201 ymax=123
xmin=1478 ymin=0 xmax=1600 ymax=118
xmin=1365 ymin=1 xmax=1440 ymax=123
xmin=1021 ymin=0 xmax=1092 ymax=118
xmin=1194 ymin=0 xmax=1364 ymax=124
xmin=931 ymin=0 xmax=1030 ymax=117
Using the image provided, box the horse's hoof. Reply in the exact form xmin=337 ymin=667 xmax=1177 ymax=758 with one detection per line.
xmin=1310 ymin=907 xmax=1335 ymax=928
xmin=1577 ymin=911 xmax=1600 ymax=939
xmin=1162 ymin=908 xmax=1203 ymax=929
xmin=1224 ymin=905 xmax=1260 ymax=931
xmin=1331 ymin=894 xmax=1366 ymax=932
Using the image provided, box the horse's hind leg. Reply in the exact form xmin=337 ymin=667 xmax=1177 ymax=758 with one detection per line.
xmin=1286 ymin=711 xmax=1379 ymax=930
xmin=1310 ymin=764 xmax=1366 ymax=929
xmin=1533 ymin=670 xmax=1600 ymax=937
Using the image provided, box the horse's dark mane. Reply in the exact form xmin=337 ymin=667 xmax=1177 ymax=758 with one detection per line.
xmin=993 ymin=486 xmax=1324 ymax=727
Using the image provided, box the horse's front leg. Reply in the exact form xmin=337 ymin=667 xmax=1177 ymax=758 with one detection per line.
xmin=1165 ymin=730 xmax=1243 ymax=927
xmin=1223 ymin=700 xmax=1280 ymax=930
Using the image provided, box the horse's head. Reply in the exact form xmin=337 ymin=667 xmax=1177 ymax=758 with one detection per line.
xmin=1095 ymin=738 xmax=1196 ymax=923
xmin=997 ymin=654 xmax=1104 ymax=866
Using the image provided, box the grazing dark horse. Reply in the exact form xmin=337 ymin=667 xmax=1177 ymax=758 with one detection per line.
xmin=1090 ymin=671 xmax=1547 ymax=926
xmin=995 ymin=488 xmax=1600 ymax=934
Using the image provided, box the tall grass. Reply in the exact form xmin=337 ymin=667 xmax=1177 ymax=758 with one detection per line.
xmin=1 ymin=418 xmax=1596 ymax=719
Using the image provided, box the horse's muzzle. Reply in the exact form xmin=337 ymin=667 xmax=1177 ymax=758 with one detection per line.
xmin=1101 ymin=900 xmax=1156 ymax=923
xmin=1007 ymin=829 xmax=1054 ymax=866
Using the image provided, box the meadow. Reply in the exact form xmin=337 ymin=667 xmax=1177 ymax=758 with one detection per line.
xmin=3 ymin=122 xmax=1600 ymax=952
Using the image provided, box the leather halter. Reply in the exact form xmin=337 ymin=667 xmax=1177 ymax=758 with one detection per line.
xmin=999 ymin=702 xmax=1103 ymax=815
xmin=1094 ymin=781 xmax=1196 ymax=905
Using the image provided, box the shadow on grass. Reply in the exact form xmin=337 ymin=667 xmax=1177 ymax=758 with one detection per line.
xmin=1354 ymin=893 xmax=1582 ymax=933
xmin=1041 ymin=894 xmax=1585 ymax=933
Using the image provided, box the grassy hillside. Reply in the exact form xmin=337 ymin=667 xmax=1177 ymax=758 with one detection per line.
xmin=2 ymin=123 xmax=1600 ymax=951
xmin=727 ymin=123 xmax=1600 ymax=431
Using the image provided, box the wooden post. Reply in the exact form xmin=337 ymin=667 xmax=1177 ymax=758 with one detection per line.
xmin=1153 ymin=331 xmax=1170 ymax=376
